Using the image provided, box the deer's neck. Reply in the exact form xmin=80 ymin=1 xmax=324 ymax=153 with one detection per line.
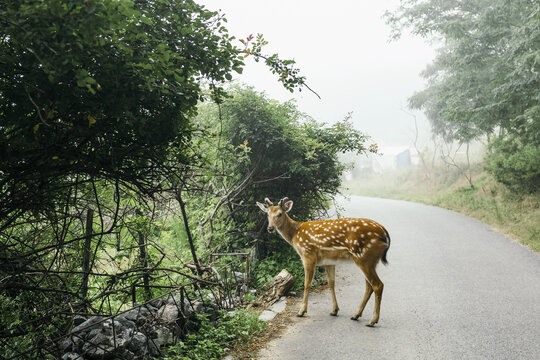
xmin=277 ymin=215 xmax=301 ymax=245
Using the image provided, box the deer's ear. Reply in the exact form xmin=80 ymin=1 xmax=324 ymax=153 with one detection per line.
xmin=256 ymin=202 xmax=269 ymax=213
xmin=282 ymin=200 xmax=293 ymax=213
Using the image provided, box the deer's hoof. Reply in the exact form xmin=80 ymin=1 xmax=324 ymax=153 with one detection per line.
xmin=366 ymin=322 xmax=377 ymax=327
xmin=330 ymin=311 xmax=338 ymax=316
xmin=350 ymin=316 xmax=360 ymax=321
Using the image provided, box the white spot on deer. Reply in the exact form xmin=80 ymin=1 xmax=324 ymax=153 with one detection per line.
xmin=366 ymin=243 xmax=372 ymax=248
xmin=360 ymin=234 xmax=365 ymax=238
xmin=367 ymin=232 xmax=372 ymax=236
xmin=371 ymin=238 xmax=377 ymax=244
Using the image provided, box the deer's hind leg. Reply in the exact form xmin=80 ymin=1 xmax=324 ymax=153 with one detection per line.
xmin=360 ymin=265 xmax=384 ymax=326
xmin=351 ymin=279 xmax=372 ymax=320
xmin=324 ymin=265 xmax=339 ymax=316
xmin=352 ymin=249 xmax=384 ymax=326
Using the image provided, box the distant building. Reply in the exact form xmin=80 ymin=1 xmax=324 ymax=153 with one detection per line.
xmin=343 ymin=146 xmax=419 ymax=180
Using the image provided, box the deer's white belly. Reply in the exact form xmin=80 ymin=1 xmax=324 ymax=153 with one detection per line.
xmin=316 ymin=246 xmax=354 ymax=266
xmin=317 ymin=258 xmax=354 ymax=266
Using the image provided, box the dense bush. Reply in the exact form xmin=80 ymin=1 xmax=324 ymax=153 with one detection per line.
xmin=192 ymin=87 xmax=373 ymax=254
xmin=486 ymin=138 xmax=540 ymax=193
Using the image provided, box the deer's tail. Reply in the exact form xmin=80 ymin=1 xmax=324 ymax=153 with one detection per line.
xmin=381 ymin=229 xmax=391 ymax=265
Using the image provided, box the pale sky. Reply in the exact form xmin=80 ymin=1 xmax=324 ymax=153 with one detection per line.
xmin=199 ymin=0 xmax=435 ymax=148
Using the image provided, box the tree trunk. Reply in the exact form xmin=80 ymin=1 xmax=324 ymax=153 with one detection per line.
xmin=176 ymin=192 xmax=202 ymax=277
xmin=135 ymin=210 xmax=151 ymax=301
xmin=81 ymin=209 xmax=94 ymax=307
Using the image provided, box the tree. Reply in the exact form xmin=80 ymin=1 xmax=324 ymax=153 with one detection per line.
xmin=0 ymin=0 xmax=244 ymax=226
xmin=191 ymin=87 xmax=375 ymax=257
xmin=386 ymin=0 xmax=540 ymax=192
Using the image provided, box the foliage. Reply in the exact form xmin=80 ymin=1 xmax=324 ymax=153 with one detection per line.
xmin=0 ymin=0 xmax=243 ymax=223
xmin=164 ymin=310 xmax=266 ymax=360
xmin=386 ymin=0 xmax=540 ymax=192
xmin=486 ymin=137 xmax=540 ymax=193
xmin=191 ymin=87 xmax=375 ymax=256
xmin=0 ymin=0 xmax=243 ymax=355
xmin=0 ymin=1 xmax=371 ymax=356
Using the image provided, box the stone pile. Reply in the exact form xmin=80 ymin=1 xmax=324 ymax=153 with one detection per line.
xmin=61 ymin=296 xmax=216 ymax=360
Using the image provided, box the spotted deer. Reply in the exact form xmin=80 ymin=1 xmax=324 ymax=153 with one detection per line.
xmin=257 ymin=197 xmax=390 ymax=326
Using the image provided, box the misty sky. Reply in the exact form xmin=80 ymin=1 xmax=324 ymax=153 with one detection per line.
xmin=199 ymin=0 xmax=435 ymax=148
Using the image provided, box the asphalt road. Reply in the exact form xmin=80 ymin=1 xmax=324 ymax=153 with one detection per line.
xmin=257 ymin=196 xmax=540 ymax=360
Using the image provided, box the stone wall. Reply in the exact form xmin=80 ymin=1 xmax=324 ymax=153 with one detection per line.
xmin=61 ymin=295 xmax=218 ymax=360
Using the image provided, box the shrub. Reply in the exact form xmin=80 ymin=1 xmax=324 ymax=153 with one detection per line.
xmin=486 ymin=137 xmax=540 ymax=193
xmin=164 ymin=310 xmax=266 ymax=360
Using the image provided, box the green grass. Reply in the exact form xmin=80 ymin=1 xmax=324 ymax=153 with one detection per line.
xmin=163 ymin=309 xmax=266 ymax=360
xmin=344 ymin=166 xmax=540 ymax=252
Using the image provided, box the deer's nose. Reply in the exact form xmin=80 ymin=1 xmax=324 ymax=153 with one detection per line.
xmin=267 ymin=226 xmax=275 ymax=233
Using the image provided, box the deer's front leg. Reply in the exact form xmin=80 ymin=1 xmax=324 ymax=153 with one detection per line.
xmin=297 ymin=261 xmax=316 ymax=317
xmin=324 ymin=265 xmax=339 ymax=316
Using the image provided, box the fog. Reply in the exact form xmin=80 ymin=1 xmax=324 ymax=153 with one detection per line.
xmin=199 ymin=0 xmax=436 ymax=149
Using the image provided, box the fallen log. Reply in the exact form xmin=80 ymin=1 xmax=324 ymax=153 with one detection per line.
xmin=259 ymin=269 xmax=295 ymax=306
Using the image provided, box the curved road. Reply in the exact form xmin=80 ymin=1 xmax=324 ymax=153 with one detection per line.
xmin=257 ymin=196 xmax=540 ymax=360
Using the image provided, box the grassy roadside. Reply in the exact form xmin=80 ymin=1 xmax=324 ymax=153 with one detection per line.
xmin=343 ymin=165 xmax=540 ymax=252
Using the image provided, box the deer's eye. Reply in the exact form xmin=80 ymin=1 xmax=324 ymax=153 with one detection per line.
xmin=277 ymin=213 xmax=282 ymax=218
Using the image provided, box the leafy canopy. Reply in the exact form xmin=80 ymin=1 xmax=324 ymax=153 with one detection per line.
xmin=386 ymin=0 xmax=540 ymax=192
xmin=0 ymin=0 xmax=244 ymax=222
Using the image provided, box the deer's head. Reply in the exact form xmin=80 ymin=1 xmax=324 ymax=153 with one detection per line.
xmin=256 ymin=197 xmax=294 ymax=233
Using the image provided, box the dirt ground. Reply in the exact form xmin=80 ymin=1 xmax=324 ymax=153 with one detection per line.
xmin=229 ymin=285 xmax=329 ymax=359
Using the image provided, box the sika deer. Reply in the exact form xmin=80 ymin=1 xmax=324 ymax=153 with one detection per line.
xmin=256 ymin=197 xmax=390 ymax=326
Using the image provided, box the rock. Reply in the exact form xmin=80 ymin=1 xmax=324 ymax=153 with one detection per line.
xmin=62 ymin=352 xmax=83 ymax=360
xmin=140 ymin=305 xmax=154 ymax=316
xmin=144 ymin=304 xmax=158 ymax=314
xmin=71 ymin=316 xmax=104 ymax=335
xmin=164 ymin=294 xmax=180 ymax=305
xmin=258 ymin=310 xmax=277 ymax=322
xmin=121 ymin=327 xmax=134 ymax=343
xmin=233 ymin=271 xmax=246 ymax=282
xmin=73 ymin=315 xmax=87 ymax=327
xmin=155 ymin=327 xmax=174 ymax=346
xmin=270 ymin=297 xmax=287 ymax=313
xmin=85 ymin=332 xmax=112 ymax=348
xmin=156 ymin=304 xmax=179 ymax=324
xmin=222 ymin=297 xmax=242 ymax=308
xmin=148 ymin=338 xmax=160 ymax=356
xmin=85 ymin=346 xmax=115 ymax=360
xmin=112 ymin=320 xmax=124 ymax=332
xmin=149 ymin=298 xmax=165 ymax=308
xmin=123 ymin=307 xmax=150 ymax=324
xmin=188 ymin=300 xmax=203 ymax=313
xmin=61 ymin=337 xmax=74 ymax=352
xmin=115 ymin=315 xmax=135 ymax=330
xmin=127 ymin=332 xmax=147 ymax=352
xmin=86 ymin=328 xmax=102 ymax=340
xmin=72 ymin=335 xmax=85 ymax=352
